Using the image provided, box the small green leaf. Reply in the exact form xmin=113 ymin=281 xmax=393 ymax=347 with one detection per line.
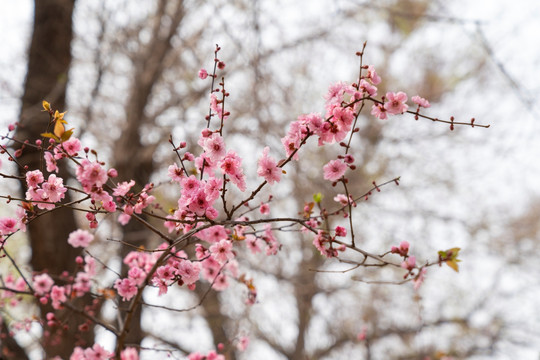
xmin=313 ymin=192 xmax=323 ymax=203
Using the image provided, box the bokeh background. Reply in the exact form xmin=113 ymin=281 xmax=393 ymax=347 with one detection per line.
xmin=1 ymin=0 xmax=540 ymax=359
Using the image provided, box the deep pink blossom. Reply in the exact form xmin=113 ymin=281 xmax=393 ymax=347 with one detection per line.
xmin=198 ymin=68 xmax=208 ymax=79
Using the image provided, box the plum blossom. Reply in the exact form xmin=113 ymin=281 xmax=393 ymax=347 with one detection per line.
xmin=323 ymin=159 xmax=347 ymax=181
xmin=371 ymin=103 xmax=388 ymax=120
xmin=412 ymin=95 xmax=430 ymax=108
xmin=26 ymin=170 xmax=44 ymax=188
xmin=114 ymin=278 xmax=138 ymax=301
xmin=68 ymin=229 xmax=94 ymax=248
xmin=198 ymin=68 xmax=208 ymax=79
xmin=0 ymin=217 xmax=18 ymax=235
xmin=384 ymin=91 xmax=408 ymax=115
xmin=210 ymin=239 xmax=234 ymax=264
xmin=257 ymin=147 xmax=281 ymax=184
xmin=33 ymin=273 xmax=54 ymax=295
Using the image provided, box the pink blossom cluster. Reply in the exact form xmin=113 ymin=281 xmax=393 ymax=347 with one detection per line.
xmin=25 ymin=170 xmax=67 ymax=210
xmin=312 ymin=228 xmax=347 ymax=258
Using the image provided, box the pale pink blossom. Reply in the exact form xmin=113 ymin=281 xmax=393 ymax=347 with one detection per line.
xmin=366 ymin=65 xmax=381 ymax=85
xmin=42 ymin=174 xmax=67 ymax=203
xmin=0 ymin=217 xmax=18 ymax=235
xmin=202 ymin=133 xmax=227 ymax=162
xmin=210 ymin=239 xmax=234 ymax=264
xmin=44 ymin=151 xmax=58 ymax=173
xmin=114 ymin=278 xmax=138 ymax=301
xmin=323 ymin=159 xmax=347 ymax=181
xmin=401 ymin=256 xmax=416 ymax=271
xmin=412 ymin=95 xmax=430 ymax=108
xmin=371 ymin=103 xmax=388 ymax=120
xmin=175 ymin=260 xmax=200 ymax=285
xmin=26 ymin=170 xmax=44 ymax=188
xmin=168 ymin=164 xmax=184 ymax=183
xmin=61 ymin=137 xmax=82 ymax=156
xmin=50 ymin=285 xmax=67 ymax=309
xmin=67 ymin=229 xmax=94 ymax=248
xmin=257 ymin=147 xmax=281 ymax=184
xmin=113 ymin=180 xmax=135 ymax=197
xmin=33 ymin=273 xmax=54 ymax=295
xmin=384 ymin=91 xmax=409 ymax=115
xmin=236 ymin=336 xmax=250 ymax=351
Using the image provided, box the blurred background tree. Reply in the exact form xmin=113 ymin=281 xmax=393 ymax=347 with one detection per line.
xmin=1 ymin=0 xmax=539 ymax=359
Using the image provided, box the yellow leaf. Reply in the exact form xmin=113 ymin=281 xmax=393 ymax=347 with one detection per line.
xmin=42 ymin=100 xmax=51 ymax=111
xmin=445 ymin=259 xmax=460 ymax=272
xmin=53 ymin=119 xmax=65 ymax=138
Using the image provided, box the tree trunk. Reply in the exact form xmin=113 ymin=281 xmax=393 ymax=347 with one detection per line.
xmin=16 ymin=1 xmax=94 ymax=358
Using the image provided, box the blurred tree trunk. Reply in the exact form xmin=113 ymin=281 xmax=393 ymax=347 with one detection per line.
xmin=16 ymin=1 xmax=94 ymax=358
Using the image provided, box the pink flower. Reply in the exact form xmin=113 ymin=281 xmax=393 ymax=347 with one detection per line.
xmin=366 ymin=65 xmax=381 ymax=85
xmin=257 ymin=147 xmax=281 ymax=184
xmin=114 ymin=278 xmax=138 ymax=301
xmin=219 ymin=151 xmax=246 ymax=191
xmin=67 ymin=229 xmax=94 ymax=248
xmin=76 ymin=159 xmax=108 ymax=190
xmin=323 ymin=159 xmax=347 ymax=181
xmin=50 ymin=285 xmax=67 ymax=309
xmin=246 ymin=235 xmax=262 ymax=254
xmin=41 ymin=174 xmax=67 ymax=203
xmin=236 ymin=336 xmax=250 ymax=351
xmin=26 ymin=170 xmax=44 ymax=188
xmin=335 ymin=226 xmax=347 ymax=237
xmin=44 ymin=151 xmax=58 ymax=173
xmin=359 ymin=79 xmax=377 ymax=96
xmin=412 ymin=95 xmax=430 ymax=108
xmin=401 ymin=256 xmax=416 ymax=271
xmin=120 ymin=347 xmax=139 ymax=360
xmin=113 ymin=180 xmax=135 ymax=197
xmin=83 ymin=344 xmax=113 ymax=360
xmin=0 ymin=217 xmax=18 ymax=235
xmin=212 ymin=273 xmax=229 ymax=291
xmin=202 ymin=133 xmax=227 ymax=162
xmin=168 ymin=164 xmax=184 ymax=183
xmin=210 ymin=239 xmax=234 ymax=264
xmin=259 ymin=203 xmax=270 ymax=215
xmin=384 ymin=91 xmax=408 ymax=115
xmin=391 ymin=241 xmax=409 ymax=257
xmin=61 ymin=137 xmax=82 ymax=156
xmin=175 ymin=260 xmax=200 ymax=285
xmin=371 ymin=103 xmax=387 ymax=120
xmin=33 ymin=273 xmax=54 ymax=295
xmin=198 ymin=68 xmax=208 ymax=79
